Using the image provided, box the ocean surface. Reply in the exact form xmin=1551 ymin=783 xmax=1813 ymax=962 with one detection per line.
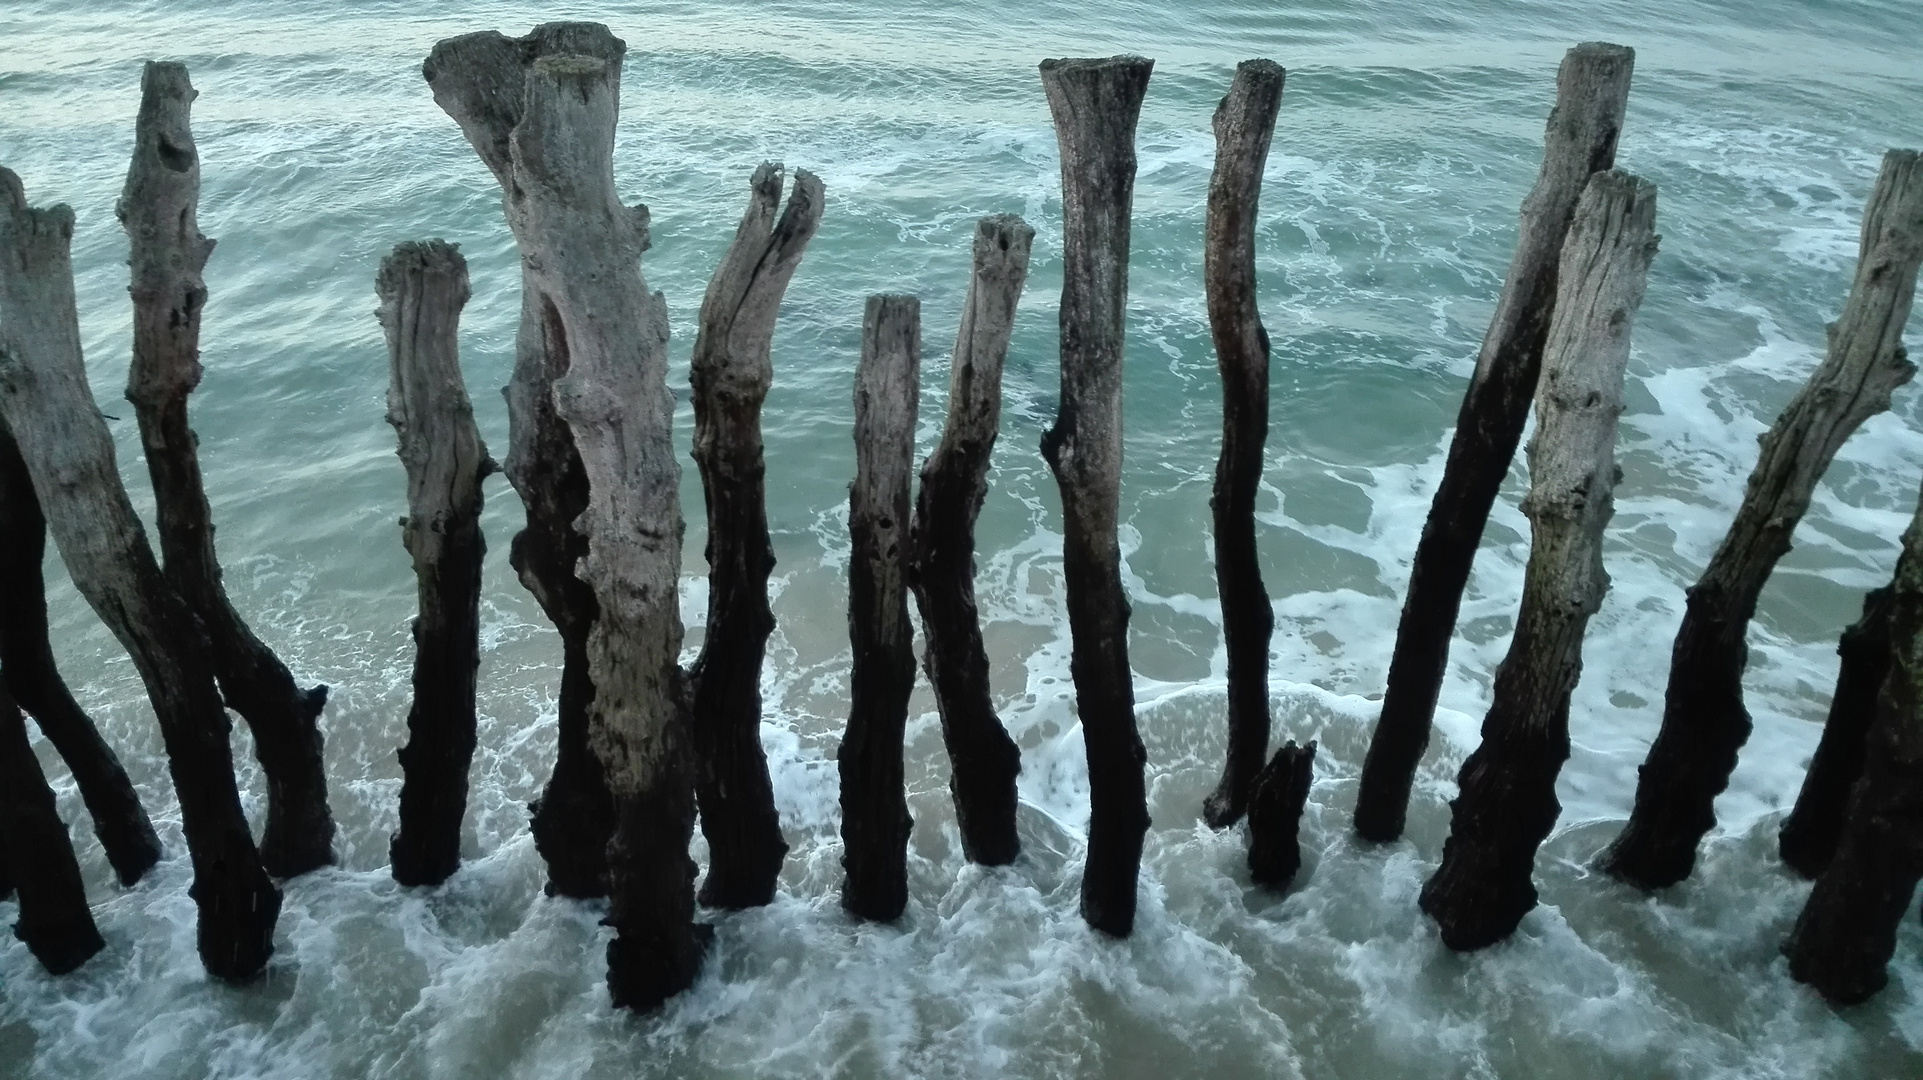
xmin=2 ymin=1 xmax=1921 ymax=1077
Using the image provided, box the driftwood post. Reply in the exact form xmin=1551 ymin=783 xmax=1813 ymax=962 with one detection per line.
xmin=1201 ymin=59 xmax=1287 ymax=829
xmin=0 ymin=681 xmax=104 ymax=974
xmin=906 ymin=215 xmax=1033 ymax=866
xmin=1603 ymin=148 xmax=1923 ymax=889
xmin=1420 ymin=172 xmax=1659 ymax=950
xmin=0 ymin=167 xmax=279 ymax=981
xmin=118 ymin=61 xmax=335 ymax=878
xmin=841 ymin=294 xmax=920 ymax=921
xmin=1355 ymin=43 xmax=1635 ymax=843
xmin=378 ymin=240 xmax=493 ymax=887
xmin=1039 ymin=55 xmax=1155 ymax=937
xmin=423 ymin=23 xmax=624 ymax=899
xmin=1779 ymin=585 xmax=1893 ymax=877
xmin=1246 ymin=740 xmax=1316 ymax=889
xmin=688 ymin=163 xmax=823 ymax=908
xmin=1 ymin=422 xmax=161 ymax=885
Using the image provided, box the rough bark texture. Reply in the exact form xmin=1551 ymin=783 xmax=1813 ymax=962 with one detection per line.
xmin=1603 ymin=149 xmax=1923 ymax=889
xmin=906 ymin=215 xmax=1033 ymax=867
xmin=1420 ymin=172 xmax=1658 ymax=950
xmin=378 ymin=240 xmax=493 ymax=888
xmin=1355 ymin=43 xmax=1634 ymax=844
xmin=1786 ymin=483 xmax=1923 ymax=1005
xmin=1039 ymin=55 xmax=1155 ymax=938
xmin=423 ymin=23 xmax=622 ymax=899
xmin=688 ymin=163 xmax=823 ymax=908
xmin=1 ymin=421 xmax=162 ymax=886
xmin=1780 ymin=584 xmax=1892 ymax=878
xmin=0 ymin=681 xmax=104 ymax=975
xmin=1246 ymin=740 xmax=1316 ymax=889
xmin=118 ymin=61 xmax=335 ymax=878
xmin=0 ymin=167 xmax=279 ymax=981
xmin=1201 ymin=59 xmax=1287 ymax=830
xmin=840 ymin=294 xmax=920 ymax=922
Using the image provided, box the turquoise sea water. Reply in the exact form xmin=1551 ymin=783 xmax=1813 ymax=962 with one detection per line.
xmin=2 ymin=1 xmax=1921 ymax=1076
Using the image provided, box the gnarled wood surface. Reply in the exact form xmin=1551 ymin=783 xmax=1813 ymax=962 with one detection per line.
xmin=0 ymin=680 xmax=103 ymax=975
xmin=1247 ymin=740 xmax=1316 ymax=890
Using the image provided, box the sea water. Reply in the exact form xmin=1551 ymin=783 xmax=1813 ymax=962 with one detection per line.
xmin=1 ymin=1 xmax=1920 ymax=1076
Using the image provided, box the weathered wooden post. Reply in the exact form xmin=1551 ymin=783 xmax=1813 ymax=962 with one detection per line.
xmin=0 ymin=166 xmax=279 ymax=981
xmin=1355 ymin=43 xmax=1635 ymax=844
xmin=688 ymin=163 xmax=823 ymax=908
xmin=1246 ymin=740 xmax=1316 ymax=889
xmin=907 ymin=214 xmax=1033 ymax=866
xmin=1420 ymin=171 xmax=1659 ymax=949
xmin=0 ymin=682 xmax=104 ymax=974
xmin=1603 ymin=148 xmax=1923 ymax=889
xmin=1 ymin=422 xmax=162 ymax=885
xmin=1201 ymin=59 xmax=1287 ymax=829
xmin=1039 ymin=55 xmax=1154 ymax=937
xmin=841 ymin=294 xmax=920 ymax=921
xmin=378 ymin=240 xmax=493 ymax=887
xmin=119 ymin=61 xmax=335 ymax=877
xmin=1779 ymin=585 xmax=1892 ymax=877
xmin=423 ymin=23 xmax=624 ymax=899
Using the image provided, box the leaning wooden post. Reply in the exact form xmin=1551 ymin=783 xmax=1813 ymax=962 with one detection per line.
xmin=1039 ymin=55 xmax=1154 ymax=937
xmin=1420 ymin=172 xmax=1658 ymax=949
xmin=688 ymin=162 xmax=824 ymax=908
xmin=0 ymin=681 xmax=104 ymax=975
xmin=118 ymin=60 xmax=336 ymax=878
xmin=1 ymin=421 xmax=162 ymax=885
xmin=841 ymin=294 xmax=920 ymax=921
xmin=378 ymin=240 xmax=493 ymax=887
xmin=0 ymin=167 xmax=279 ymax=981
xmin=1602 ymin=148 xmax=1923 ymax=889
xmin=1355 ymin=43 xmax=1634 ymax=844
xmin=1779 ymin=585 xmax=1893 ymax=877
xmin=907 ymin=215 xmax=1033 ymax=866
xmin=423 ymin=23 xmax=624 ymax=899
xmin=1201 ymin=59 xmax=1286 ymax=829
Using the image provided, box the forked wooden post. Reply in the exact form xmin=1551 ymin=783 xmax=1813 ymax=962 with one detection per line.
xmin=0 ymin=681 xmax=103 ymax=975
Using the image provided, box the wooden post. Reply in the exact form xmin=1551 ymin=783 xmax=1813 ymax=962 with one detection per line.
xmin=907 ymin=214 xmax=1033 ymax=866
xmin=423 ymin=23 xmax=624 ymax=899
xmin=1603 ymin=148 xmax=1923 ymax=889
xmin=1779 ymin=585 xmax=1892 ymax=877
xmin=1201 ymin=59 xmax=1287 ymax=829
xmin=378 ymin=240 xmax=493 ymax=887
xmin=0 ymin=166 xmax=279 ymax=981
xmin=1355 ymin=43 xmax=1635 ymax=844
xmin=0 ymin=681 xmax=104 ymax=975
xmin=688 ymin=163 xmax=823 ymax=908
xmin=1420 ymin=172 xmax=1658 ymax=950
xmin=1246 ymin=740 xmax=1316 ymax=889
xmin=1039 ymin=55 xmax=1154 ymax=937
xmin=841 ymin=294 xmax=920 ymax=921
xmin=1786 ymin=482 xmax=1923 ymax=1005
xmin=1 ymin=421 xmax=162 ymax=886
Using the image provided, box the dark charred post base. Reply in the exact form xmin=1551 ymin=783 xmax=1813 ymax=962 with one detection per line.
xmin=1040 ymin=55 xmax=1155 ymax=938
xmin=1603 ymin=150 xmax=1923 ymax=890
xmin=379 ymin=241 xmax=492 ymax=887
xmin=840 ymin=295 xmax=920 ymax=922
xmin=1354 ymin=43 xmax=1635 ymax=844
xmin=1 ymin=422 xmax=161 ymax=885
xmin=1 ymin=167 xmax=279 ymax=981
xmin=1780 ymin=586 xmax=1893 ymax=877
xmin=689 ymin=163 xmax=824 ymax=908
xmin=1201 ymin=60 xmax=1287 ymax=830
xmin=0 ymin=684 xmax=104 ymax=974
xmin=1246 ymin=740 xmax=1316 ymax=889
xmin=423 ymin=23 xmax=624 ymax=900
xmin=119 ymin=60 xmax=335 ymax=879
xmin=907 ymin=215 xmax=1034 ymax=867
xmin=605 ymin=776 xmax=711 ymax=1010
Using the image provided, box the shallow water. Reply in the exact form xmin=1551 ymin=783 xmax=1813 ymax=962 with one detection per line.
xmin=1 ymin=1 xmax=1921 ymax=1077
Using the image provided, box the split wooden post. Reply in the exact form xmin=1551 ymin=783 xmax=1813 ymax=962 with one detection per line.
xmin=688 ymin=163 xmax=823 ymax=908
xmin=1779 ymin=585 xmax=1892 ymax=877
xmin=118 ymin=61 xmax=335 ymax=877
xmin=907 ymin=214 xmax=1033 ymax=866
xmin=423 ymin=22 xmax=624 ymax=899
xmin=1603 ymin=148 xmax=1923 ymax=889
xmin=0 ymin=167 xmax=279 ymax=981
xmin=0 ymin=681 xmax=104 ymax=975
xmin=841 ymin=294 xmax=920 ymax=921
xmin=1039 ymin=55 xmax=1155 ymax=937
xmin=1420 ymin=172 xmax=1658 ymax=950
xmin=1246 ymin=740 xmax=1316 ymax=889
xmin=1201 ymin=59 xmax=1287 ymax=829
xmin=1355 ymin=43 xmax=1635 ymax=844
xmin=378 ymin=240 xmax=493 ymax=887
